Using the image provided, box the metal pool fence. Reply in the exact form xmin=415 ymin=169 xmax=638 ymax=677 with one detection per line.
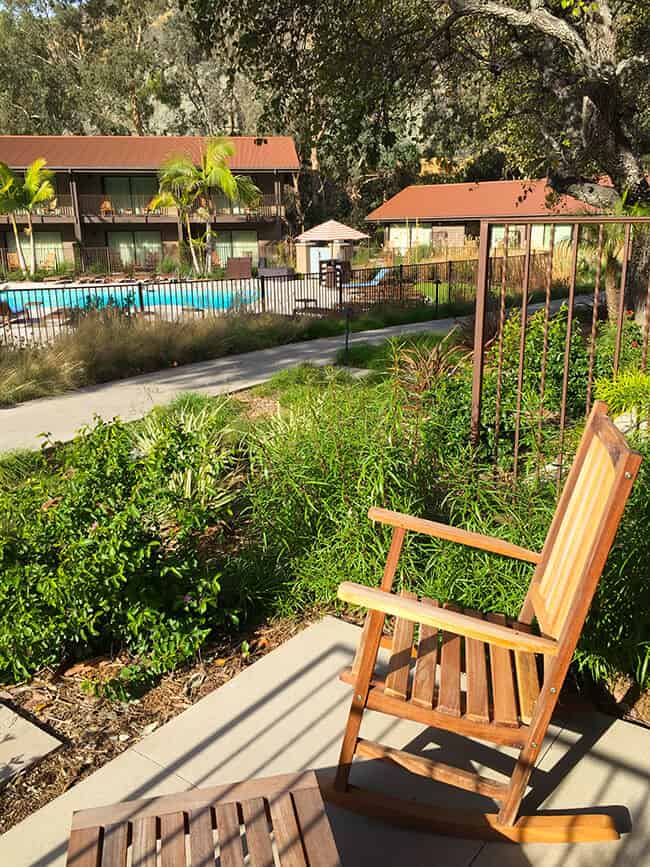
xmin=0 ymin=254 xmax=552 ymax=349
xmin=0 ymin=260 xmax=477 ymax=347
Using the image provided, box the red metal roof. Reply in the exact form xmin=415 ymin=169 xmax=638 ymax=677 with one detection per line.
xmin=0 ymin=135 xmax=300 ymax=172
xmin=366 ymin=179 xmax=593 ymax=222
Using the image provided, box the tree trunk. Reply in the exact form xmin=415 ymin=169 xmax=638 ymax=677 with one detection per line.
xmin=10 ymin=215 xmax=27 ymax=276
xmin=604 ymin=260 xmax=619 ymax=324
xmin=27 ymin=213 xmax=36 ymax=275
xmin=205 ymin=219 xmax=212 ymax=274
xmin=184 ymin=213 xmax=201 ymax=275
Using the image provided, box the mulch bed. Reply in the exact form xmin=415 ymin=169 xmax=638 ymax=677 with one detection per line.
xmin=0 ymin=613 xmax=320 ymax=834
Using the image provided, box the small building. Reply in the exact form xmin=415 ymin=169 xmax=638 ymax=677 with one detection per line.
xmin=295 ymin=219 xmax=368 ymax=273
xmin=0 ymin=135 xmax=300 ymax=272
xmin=366 ymin=179 xmax=590 ymax=253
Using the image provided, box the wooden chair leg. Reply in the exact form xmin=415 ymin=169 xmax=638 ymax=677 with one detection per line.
xmin=335 ymin=527 xmax=406 ymax=792
xmin=498 ymin=746 xmax=538 ymax=826
xmin=334 ymin=608 xmax=386 ymax=791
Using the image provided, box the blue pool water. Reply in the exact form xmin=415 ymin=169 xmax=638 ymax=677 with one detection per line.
xmin=1 ymin=282 xmax=259 ymax=313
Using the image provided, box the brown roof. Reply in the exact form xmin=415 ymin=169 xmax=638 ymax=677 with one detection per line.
xmin=295 ymin=219 xmax=369 ymax=242
xmin=0 ymin=135 xmax=300 ymax=172
xmin=366 ymin=179 xmax=592 ymax=222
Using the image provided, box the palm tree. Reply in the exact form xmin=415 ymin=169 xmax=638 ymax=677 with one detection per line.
xmin=153 ymin=138 xmax=261 ymax=274
xmin=149 ymin=183 xmax=202 ymax=275
xmin=0 ymin=162 xmax=28 ymax=275
xmin=20 ymin=159 xmax=55 ymax=275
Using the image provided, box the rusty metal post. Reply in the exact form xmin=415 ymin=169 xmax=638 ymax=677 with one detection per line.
xmin=536 ymin=225 xmax=555 ymax=481
xmin=556 ymin=223 xmax=580 ymax=492
xmin=493 ymin=224 xmax=510 ymax=467
xmin=586 ymin=224 xmax=604 ymax=413
xmin=470 ymin=220 xmax=491 ymax=446
xmin=613 ymin=223 xmax=632 ymax=375
xmin=512 ymin=224 xmax=533 ymax=482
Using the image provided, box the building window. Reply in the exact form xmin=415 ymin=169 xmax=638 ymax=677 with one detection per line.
xmin=103 ymin=176 xmax=158 ymax=215
xmin=214 ymin=230 xmax=259 ymax=265
xmin=7 ymin=230 xmax=64 ymax=269
xmin=107 ymin=231 xmax=162 ymax=269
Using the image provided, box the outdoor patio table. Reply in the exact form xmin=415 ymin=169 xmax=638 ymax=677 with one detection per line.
xmin=65 ymin=769 xmax=342 ymax=866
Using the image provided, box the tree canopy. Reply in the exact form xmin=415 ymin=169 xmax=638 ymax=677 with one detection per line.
xmin=1 ymin=0 xmax=650 ymax=225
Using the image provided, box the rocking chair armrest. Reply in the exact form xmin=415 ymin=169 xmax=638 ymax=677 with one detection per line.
xmin=368 ymin=507 xmax=541 ymax=565
xmin=338 ymin=582 xmax=559 ymax=656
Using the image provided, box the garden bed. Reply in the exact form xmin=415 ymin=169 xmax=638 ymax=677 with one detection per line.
xmin=0 ymin=613 xmax=321 ymax=834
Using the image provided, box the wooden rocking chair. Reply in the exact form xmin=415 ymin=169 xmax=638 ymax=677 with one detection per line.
xmin=326 ymin=402 xmax=641 ymax=843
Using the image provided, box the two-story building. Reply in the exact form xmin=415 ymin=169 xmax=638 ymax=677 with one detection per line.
xmin=0 ymin=135 xmax=300 ymax=272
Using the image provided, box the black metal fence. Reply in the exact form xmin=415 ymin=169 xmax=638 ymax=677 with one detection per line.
xmin=0 ymin=259 xmax=478 ymax=348
xmin=0 ymin=252 xmax=570 ymax=350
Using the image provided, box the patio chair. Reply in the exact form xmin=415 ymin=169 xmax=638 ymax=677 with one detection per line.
xmin=66 ymin=770 xmax=341 ymax=866
xmin=326 ymin=401 xmax=641 ymax=843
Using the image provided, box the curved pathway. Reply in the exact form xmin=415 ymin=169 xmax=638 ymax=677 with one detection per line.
xmin=0 ymin=317 xmax=453 ymax=452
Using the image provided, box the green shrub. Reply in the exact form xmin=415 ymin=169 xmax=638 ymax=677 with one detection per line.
xmin=0 ymin=403 xmax=242 ymax=682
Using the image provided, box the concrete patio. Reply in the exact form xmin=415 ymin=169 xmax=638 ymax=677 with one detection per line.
xmin=1 ymin=616 xmax=648 ymax=867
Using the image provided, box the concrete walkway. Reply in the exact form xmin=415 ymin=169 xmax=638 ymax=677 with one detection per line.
xmin=0 ymin=318 xmax=452 ymax=453
xmin=2 ymin=617 xmax=648 ymax=866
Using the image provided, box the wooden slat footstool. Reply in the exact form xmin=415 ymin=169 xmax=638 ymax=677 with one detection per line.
xmin=66 ymin=770 xmax=341 ymax=866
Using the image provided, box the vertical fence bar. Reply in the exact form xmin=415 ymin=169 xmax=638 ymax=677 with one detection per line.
xmin=613 ymin=222 xmax=632 ymax=376
xmin=536 ymin=225 xmax=555 ymax=480
xmin=585 ymin=224 xmax=604 ymax=413
xmin=555 ymin=222 xmax=581 ymax=492
xmin=512 ymin=224 xmax=533 ymax=482
xmin=492 ymin=225 xmax=510 ymax=468
xmin=470 ymin=221 xmax=491 ymax=446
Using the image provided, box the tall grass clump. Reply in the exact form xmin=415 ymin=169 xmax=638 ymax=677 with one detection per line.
xmin=243 ymin=379 xmax=434 ymax=611
xmin=0 ymin=303 xmax=439 ymax=406
xmin=0 ymin=346 xmax=83 ymax=406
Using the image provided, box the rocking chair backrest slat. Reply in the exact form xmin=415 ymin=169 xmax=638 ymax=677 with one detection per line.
xmin=526 ymin=402 xmax=640 ymax=640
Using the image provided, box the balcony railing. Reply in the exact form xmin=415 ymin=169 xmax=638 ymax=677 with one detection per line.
xmin=78 ymin=194 xmax=175 ymax=218
xmin=0 ymin=195 xmax=74 ymax=219
xmin=78 ymin=193 xmax=282 ymax=220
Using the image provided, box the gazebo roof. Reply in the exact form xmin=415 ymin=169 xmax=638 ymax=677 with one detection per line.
xmin=295 ymin=219 xmax=369 ymax=243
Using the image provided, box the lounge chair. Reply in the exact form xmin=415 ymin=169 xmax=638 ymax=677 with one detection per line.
xmin=342 ymin=267 xmax=392 ymax=290
xmin=326 ymin=401 xmax=641 ymax=843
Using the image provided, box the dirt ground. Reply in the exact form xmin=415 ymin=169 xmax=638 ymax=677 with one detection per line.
xmin=0 ymin=613 xmax=319 ymax=834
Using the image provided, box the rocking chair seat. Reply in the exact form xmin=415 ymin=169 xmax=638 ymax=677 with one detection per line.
xmin=340 ymin=591 xmax=541 ymax=748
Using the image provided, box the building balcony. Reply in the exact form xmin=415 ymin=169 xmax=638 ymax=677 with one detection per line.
xmin=78 ymin=193 xmax=283 ymax=222
xmin=0 ymin=195 xmax=75 ymax=223
xmin=78 ymin=194 xmax=175 ymax=221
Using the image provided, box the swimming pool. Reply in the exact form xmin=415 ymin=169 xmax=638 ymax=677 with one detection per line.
xmin=1 ymin=281 xmax=260 ymax=313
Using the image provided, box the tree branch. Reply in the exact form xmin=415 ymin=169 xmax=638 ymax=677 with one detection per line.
xmin=447 ymin=0 xmax=591 ymax=68
xmin=548 ymin=174 xmax=621 ymax=209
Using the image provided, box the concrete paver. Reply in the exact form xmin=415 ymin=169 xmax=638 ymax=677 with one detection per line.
xmin=1 ymin=616 xmax=648 ymax=867
xmin=0 ymin=318 xmax=451 ymax=452
xmin=0 ymin=703 xmax=61 ymax=786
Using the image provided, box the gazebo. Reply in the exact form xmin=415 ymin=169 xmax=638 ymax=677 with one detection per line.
xmin=295 ymin=219 xmax=369 ymax=273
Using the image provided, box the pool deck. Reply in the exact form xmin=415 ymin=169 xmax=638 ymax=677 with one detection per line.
xmin=0 ymin=317 xmax=452 ymax=452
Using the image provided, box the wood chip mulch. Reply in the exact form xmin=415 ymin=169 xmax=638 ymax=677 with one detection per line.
xmin=0 ymin=613 xmax=320 ymax=834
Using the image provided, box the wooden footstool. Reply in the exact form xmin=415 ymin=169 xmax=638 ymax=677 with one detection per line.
xmin=66 ymin=770 xmax=341 ymax=866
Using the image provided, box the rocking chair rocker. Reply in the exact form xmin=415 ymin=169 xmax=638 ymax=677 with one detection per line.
xmin=326 ymin=401 xmax=641 ymax=844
